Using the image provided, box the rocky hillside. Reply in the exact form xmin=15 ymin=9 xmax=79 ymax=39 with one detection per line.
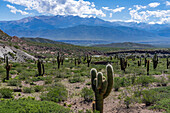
xmin=0 ymin=30 xmax=36 ymax=62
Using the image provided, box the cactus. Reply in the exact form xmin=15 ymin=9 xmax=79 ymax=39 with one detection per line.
xmin=74 ymin=58 xmax=77 ymax=66
xmin=90 ymin=64 xmax=114 ymax=113
xmin=78 ymin=56 xmax=81 ymax=65
xmin=61 ymin=56 xmax=64 ymax=65
xmin=147 ymin=60 xmax=149 ymax=75
xmin=57 ymin=52 xmax=61 ymax=69
xmin=37 ymin=59 xmax=45 ymax=76
xmin=144 ymin=57 xmax=147 ymax=67
xmin=167 ymin=57 xmax=169 ymax=69
xmin=153 ymin=54 xmax=158 ymax=69
xmin=138 ymin=57 xmax=142 ymax=66
xmin=5 ymin=57 xmax=12 ymax=80
xmin=120 ymin=58 xmax=127 ymax=72
xmin=87 ymin=54 xmax=92 ymax=67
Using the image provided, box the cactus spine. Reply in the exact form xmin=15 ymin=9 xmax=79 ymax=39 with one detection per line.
xmin=37 ymin=59 xmax=45 ymax=76
xmin=91 ymin=64 xmax=114 ymax=113
xmin=5 ymin=57 xmax=11 ymax=80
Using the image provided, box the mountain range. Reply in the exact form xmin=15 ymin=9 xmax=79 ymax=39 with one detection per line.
xmin=0 ymin=15 xmax=170 ymax=43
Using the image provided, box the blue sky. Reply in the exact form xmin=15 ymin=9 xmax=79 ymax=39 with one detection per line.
xmin=0 ymin=0 xmax=170 ymax=24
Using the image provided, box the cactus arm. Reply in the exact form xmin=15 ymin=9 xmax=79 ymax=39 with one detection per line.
xmin=103 ymin=64 xmax=114 ymax=99
xmin=100 ymin=78 xmax=108 ymax=95
xmin=91 ymin=68 xmax=97 ymax=92
xmin=96 ymin=72 xmax=103 ymax=89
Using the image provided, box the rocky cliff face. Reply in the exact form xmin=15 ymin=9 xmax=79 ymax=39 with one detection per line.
xmin=0 ymin=29 xmax=36 ymax=62
xmin=0 ymin=44 xmax=36 ymax=62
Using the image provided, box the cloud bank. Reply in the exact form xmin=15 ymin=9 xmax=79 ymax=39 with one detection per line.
xmin=6 ymin=4 xmax=29 ymax=15
xmin=4 ymin=0 xmax=106 ymax=17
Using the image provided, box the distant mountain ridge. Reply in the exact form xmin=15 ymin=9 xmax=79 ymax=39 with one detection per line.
xmin=92 ymin=42 xmax=155 ymax=48
xmin=0 ymin=15 xmax=170 ymax=42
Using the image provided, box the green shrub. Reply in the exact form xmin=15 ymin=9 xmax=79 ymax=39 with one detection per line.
xmin=40 ymin=84 xmax=68 ymax=103
xmin=142 ymin=90 xmax=157 ymax=106
xmin=34 ymin=85 xmax=43 ymax=92
xmin=81 ymin=87 xmax=94 ymax=102
xmin=0 ymin=98 xmax=71 ymax=113
xmin=69 ymin=76 xmax=84 ymax=83
xmin=113 ymin=77 xmax=121 ymax=91
xmin=7 ymin=79 xmax=21 ymax=86
xmin=124 ymin=96 xmax=132 ymax=109
xmin=23 ymin=87 xmax=34 ymax=93
xmin=0 ymin=88 xmax=13 ymax=98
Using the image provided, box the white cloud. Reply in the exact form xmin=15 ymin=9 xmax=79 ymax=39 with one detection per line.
xmin=6 ymin=4 xmax=29 ymax=15
xmin=4 ymin=0 xmax=106 ymax=18
xmin=134 ymin=5 xmax=147 ymax=10
xmin=112 ymin=7 xmax=125 ymax=13
xmin=102 ymin=6 xmax=125 ymax=13
xmin=166 ymin=1 xmax=170 ymax=6
xmin=148 ymin=2 xmax=160 ymax=8
xmin=109 ymin=13 xmax=112 ymax=18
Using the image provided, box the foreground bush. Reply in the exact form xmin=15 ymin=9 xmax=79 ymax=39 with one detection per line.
xmin=0 ymin=98 xmax=71 ymax=113
xmin=81 ymin=87 xmax=94 ymax=102
xmin=0 ymin=88 xmax=13 ymax=98
xmin=40 ymin=83 xmax=68 ymax=103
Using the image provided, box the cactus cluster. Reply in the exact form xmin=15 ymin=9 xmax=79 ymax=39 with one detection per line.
xmin=120 ymin=58 xmax=127 ymax=72
xmin=90 ymin=64 xmax=114 ymax=113
xmin=5 ymin=57 xmax=12 ymax=80
xmin=57 ymin=52 xmax=64 ymax=69
xmin=153 ymin=54 xmax=158 ymax=69
xmin=37 ymin=59 xmax=45 ymax=76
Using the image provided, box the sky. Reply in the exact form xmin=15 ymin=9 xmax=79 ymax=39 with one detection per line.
xmin=0 ymin=0 xmax=170 ymax=24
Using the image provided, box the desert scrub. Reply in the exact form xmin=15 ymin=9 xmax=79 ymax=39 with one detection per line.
xmin=40 ymin=83 xmax=68 ymax=103
xmin=81 ymin=87 xmax=94 ymax=102
xmin=23 ymin=87 xmax=35 ymax=93
xmin=7 ymin=79 xmax=21 ymax=86
xmin=0 ymin=98 xmax=71 ymax=113
xmin=113 ymin=77 xmax=121 ymax=91
xmin=136 ymin=75 xmax=156 ymax=86
xmin=34 ymin=85 xmax=43 ymax=92
xmin=0 ymin=88 xmax=13 ymax=98
xmin=69 ymin=75 xmax=84 ymax=83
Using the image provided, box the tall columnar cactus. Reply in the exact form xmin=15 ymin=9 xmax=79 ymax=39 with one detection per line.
xmin=61 ymin=56 xmax=64 ymax=65
xmin=37 ymin=59 xmax=45 ymax=76
xmin=90 ymin=64 xmax=114 ymax=113
xmin=57 ymin=52 xmax=61 ymax=69
xmin=87 ymin=54 xmax=92 ymax=67
xmin=153 ymin=54 xmax=158 ymax=69
xmin=167 ymin=57 xmax=169 ymax=69
xmin=147 ymin=60 xmax=150 ymax=75
xmin=74 ymin=58 xmax=77 ymax=66
xmin=144 ymin=57 xmax=147 ymax=67
xmin=120 ymin=58 xmax=127 ymax=72
xmin=138 ymin=57 xmax=142 ymax=66
xmin=5 ymin=57 xmax=11 ymax=80
xmin=3 ymin=54 xmax=6 ymax=63
xmin=78 ymin=56 xmax=81 ymax=65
